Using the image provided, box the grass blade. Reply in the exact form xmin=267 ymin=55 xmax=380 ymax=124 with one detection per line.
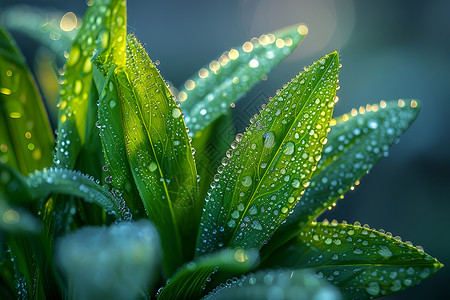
xmin=158 ymin=248 xmax=258 ymax=299
xmin=26 ymin=167 xmax=131 ymax=221
xmin=262 ymin=221 xmax=442 ymax=299
xmin=205 ymin=269 xmax=341 ymax=300
xmin=0 ymin=25 xmax=54 ymax=174
xmin=55 ymin=0 xmax=125 ymax=168
xmin=180 ymin=24 xmax=308 ymax=136
xmin=266 ymin=99 xmax=422 ymax=251
xmin=116 ymin=35 xmax=198 ymax=275
xmin=196 ymin=52 xmax=340 ymax=256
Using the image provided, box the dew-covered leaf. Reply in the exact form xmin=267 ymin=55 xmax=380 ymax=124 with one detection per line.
xmin=180 ymin=24 xmax=308 ymax=136
xmin=116 ymin=35 xmax=198 ymax=275
xmin=93 ymin=67 xmax=143 ymax=216
xmin=90 ymin=9 xmax=144 ymax=216
xmin=267 ymin=99 xmax=422 ymax=250
xmin=56 ymin=220 xmax=160 ymax=300
xmin=55 ymin=0 xmax=125 ymax=168
xmin=0 ymin=25 xmax=54 ymax=174
xmin=158 ymin=248 xmax=259 ymax=300
xmin=196 ymin=52 xmax=340 ymax=256
xmin=26 ymin=167 xmax=131 ymax=221
xmin=205 ymin=268 xmax=341 ymax=300
xmin=263 ymin=222 xmax=442 ymax=299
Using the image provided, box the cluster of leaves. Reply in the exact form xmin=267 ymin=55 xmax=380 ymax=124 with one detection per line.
xmin=0 ymin=0 xmax=442 ymax=299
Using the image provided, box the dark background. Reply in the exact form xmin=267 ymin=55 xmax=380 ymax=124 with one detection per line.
xmin=1 ymin=0 xmax=449 ymax=299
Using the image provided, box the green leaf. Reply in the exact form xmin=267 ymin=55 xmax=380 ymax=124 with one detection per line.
xmin=26 ymin=167 xmax=131 ymax=221
xmin=56 ymin=220 xmax=160 ymax=300
xmin=115 ymin=35 xmax=199 ymax=275
xmin=196 ymin=52 xmax=340 ymax=256
xmin=93 ymin=67 xmax=144 ymax=216
xmin=91 ymin=9 xmax=144 ymax=216
xmin=205 ymin=269 xmax=341 ymax=300
xmin=55 ymin=0 xmax=125 ymax=169
xmin=0 ymin=25 xmax=54 ymax=174
xmin=158 ymin=248 xmax=259 ymax=300
xmin=262 ymin=221 xmax=442 ymax=299
xmin=180 ymin=24 xmax=308 ymax=136
xmin=266 ymin=99 xmax=422 ymax=251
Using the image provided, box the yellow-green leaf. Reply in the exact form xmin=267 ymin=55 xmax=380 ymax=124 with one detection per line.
xmin=0 ymin=25 xmax=54 ymax=174
xmin=180 ymin=24 xmax=308 ymax=136
xmin=55 ymin=0 xmax=125 ymax=168
xmin=116 ymin=35 xmax=198 ymax=275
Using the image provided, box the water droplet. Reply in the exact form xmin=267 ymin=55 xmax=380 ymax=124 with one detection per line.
xmin=263 ymin=132 xmax=275 ymax=148
xmin=283 ymin=142 xmax=295 ymax=155
xmin=365 ymin=281 xmax=380 ymax=296
xmin=172 ymin=107 xmax=182 ymax=118
xmin=291 ymin=179 xmax=300 ymax=188
xmin=367 ymin=120 xmax=378 ymax=129
xmin=378 ymin=245 xmax=393 ymax=258
xmin=149 ymin=162 xmax=157 ymax=172
xmin=251 ymin=220 xmax=262 ymax=230
xmin=241 ymin=175 xmax=252 ymax=187
xmin=74 ymin=80 xmax=83 ymax=95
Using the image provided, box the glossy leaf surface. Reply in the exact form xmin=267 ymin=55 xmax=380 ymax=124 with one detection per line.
xmin=55 ymin=0 xmax=125 ymax=168
xmin=0 ymin=26 xmax=54 ymax=174
xmin=268 ymin=99 xmax=422 ymax=250
xmin=159 ymin=248 xmax=258 ymax=300
xmin=205 ymin=269 xmax=341 ymax=300
xmin=180 ymin=24 xmax=308 ymax=136
xmin=116 ymin=35 xmax=198 ymax=274
xmin=26 ymin=167 xmax=131 ymax=221
xmin=196 ymin=52 xmax=339 ymax=255
xmin=263 ymin=222 xmax=442 ymax=299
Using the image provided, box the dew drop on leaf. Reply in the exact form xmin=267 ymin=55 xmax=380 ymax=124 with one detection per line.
xmin=263 ymin=132 xmax=275 ymax=148
xmin=241 ymin=175 xmax=252 ymax=187
xmin=365 ymin=281 xmax=380 ymax=296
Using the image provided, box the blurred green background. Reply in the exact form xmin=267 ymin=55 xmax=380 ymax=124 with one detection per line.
xmin=1 ymin=0 xmax=448 ymax=299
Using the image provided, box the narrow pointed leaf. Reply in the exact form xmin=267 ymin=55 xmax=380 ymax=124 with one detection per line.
xmin=94 ymin=67 xmax=143 ymax=216
xmin=56 ymin=220 xmax=160 ymax=300
xmin=267 ymin=99 xmax=422 ymax=250
xmin=205 ymin=269 xmax=341 ymax=300
xmin=116 ymin=35 xmax=198 ymax=274
xmin=180 ymin=24 xmax=308 ymax=136
xmin=26 ymin=167 xmax=131 ymax=221
xmin=159 ymin=248 xmax=259 ymax=300
xmin=55 ymin=0 xmax=125 ymax=168
xmin=196 ymin=52 xmax=340 ymax=255
xmin=0 ymin=25 xmax=54 ymax=174
xmin=263 ymin=222 xmax=442 ymax=299
xmin=90 ymin=9 xmax=144 ymax=216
